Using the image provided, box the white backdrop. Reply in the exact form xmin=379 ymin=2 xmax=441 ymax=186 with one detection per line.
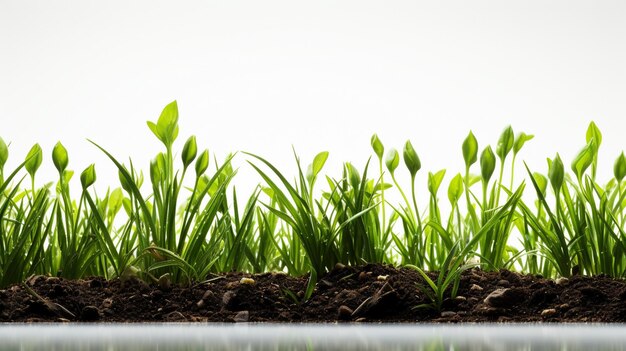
xmin=1 ymin=0 xmax=625 ymax=204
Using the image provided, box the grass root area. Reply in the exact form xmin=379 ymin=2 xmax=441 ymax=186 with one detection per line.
xmin=1 ymin=264 xmax=626 ymax=323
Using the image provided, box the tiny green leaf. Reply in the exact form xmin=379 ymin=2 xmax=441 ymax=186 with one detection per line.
xmin=148 ymin=100 xmax=179 ymax=147
xmin=80 ymin=164 xmax=96 ymax=189
xmin=496 ymin=125 xmax=514 ymax=161
xmin=427 ymin=169 xmax=446 ymax=196
xmin=586 ymin=121 xmax=602 ymax=150
xmin=480 ymin=146 xmax=496 ymax=184
xmin=371 ymin=134 xmax=384 ymax=160
xmin=513 ymin=132 xmax=534 ymax=155
xmin=195 ymin=149 xmax=209 ymax=177
xmin=385 ymin=148 xmax=400 ymax=175
xmin=571 ymin=139 xmax=596 ymax=181
xmin=448 ymin=173 xmax=464 ymax=205
xmin=548 ymin=154 xmax=564 ymax=194
xmin=119 ymin=168 xmax=131 ymax=193
xmin=532 ymin=172 xmax=548 ymax=196
xmin=0 ymin=137 xmax=8 ymax=168
xmin=614 ymin=152 xmax=626 ymax=182
xmin=403 ymin=140 xmax=421 ymax=178
xmin=108 ymin=188 xmax=124 ymax=218
xmin=311 ymin=151 xmax=329 ymax=179
xmin=146 ymin=121 xmax=159 ymax=140
xmin=52 ymin=142 xmax=69 ymax=174
xmin=149 ymin=158 xmax=162 ymax=185
xmin=181 ymin=135 xmax=197 ymax=169
xmin=346 ymin=162 xmax=360 ymax=188
xmin=462 ymin=131 xmax=478 ymax=168
xmin=25 ymin=143 xmax=43 ymax=179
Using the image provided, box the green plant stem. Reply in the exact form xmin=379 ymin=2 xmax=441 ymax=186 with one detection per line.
xmin=379 ymin=159 xmax=386 ymax=236
xmin=510 ymin=154 xmax=517 ymax=191
xmin=496 ymin=162 xmax=505 ymax=207
xmin=410 ymin=176 xmax=423 ymax=231
xmin=391 ymin=173 xmax=414 ymax=220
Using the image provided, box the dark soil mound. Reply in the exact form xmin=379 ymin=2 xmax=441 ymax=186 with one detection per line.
xmin=2 ymin=264 xmax=625 ymax=323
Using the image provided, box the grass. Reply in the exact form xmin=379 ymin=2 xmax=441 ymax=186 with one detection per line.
xmin=1 ymin=102 xmax=625 ymax=307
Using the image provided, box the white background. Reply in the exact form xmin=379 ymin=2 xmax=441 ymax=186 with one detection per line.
xmin=1 ymin=0 xmax=625 ymax=204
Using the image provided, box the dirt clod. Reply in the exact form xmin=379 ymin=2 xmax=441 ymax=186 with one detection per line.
xmin=337 ymin=305 xmax=353 ymax=320
xmin=80 ymin=306 xmax=100 ymax=321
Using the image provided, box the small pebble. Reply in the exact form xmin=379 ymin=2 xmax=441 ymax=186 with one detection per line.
xmin=101 ymin=298 xmax=113 ymax=309
xmin=484 ymin=288 xmax=516 ymax=308
xmin=377 ymin=275 xmax=388 ymax=281
xmin=240 ymin=277 xmax=255 ymax=285
xmin=234 ymin=310 xmax=249 ymax=322
xmin=334 ymin=263 xmax=346 ymax=270
xmin=497 ymin=279 xmax=510 ymax=287
xmin=541 ymin=308 xmax=557 ymax=317
xmin=355 ymin=317 xmax=367 ymax=322
xmin=454 ymin=296 xmax=467 ymax=302
xmin=441 ymin=311 xmax=457 ymax=318
xmin=470 ymin=284 xmax=483 ymax=292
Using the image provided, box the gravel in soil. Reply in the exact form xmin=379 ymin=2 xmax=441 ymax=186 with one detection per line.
xmin=1 ymin=264 xmax=626 ymax=323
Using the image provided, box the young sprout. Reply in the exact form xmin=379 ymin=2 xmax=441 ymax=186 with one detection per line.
xmin=80 ymin=164 xmax=97 ymax=189
xmin=586 ymin=121 xmax=602 ymax=180
xmin=403 ymin=140 xmax=422 ymax=227
xmin=615 ymin=152 xmax=626 ymax=183
xmin=195 ymin=149 xmax=209 ymax=177
xmin=0 ymin=138 xmax=6 ymax=183
xmin=495 ymin=126 xmax=514 ymax=205
xmin=371 ymin=134 xmax=386 ymax=231
xmin=24 ymin=143 xmax=43 ymax=195
xmin=52 ymin=142 xmax=69 ymax=175
xmin=571 ymin=138 xmax=596 ymax=185
xmin=181 ymin=135 xmax=197 ymax=170
xmin=461 ymin=131 xmax=479 ymax=229
xmin=480 ymin=145 xmax=496 ymax=205
xmin=548 ymin=154 xmax=564 ymax=197
xmin=511 ymin=132 xmax=534 ymax=188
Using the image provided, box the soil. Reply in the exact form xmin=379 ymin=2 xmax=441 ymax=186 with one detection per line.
xmin=1 ymin=264 xmax=626 ymax=323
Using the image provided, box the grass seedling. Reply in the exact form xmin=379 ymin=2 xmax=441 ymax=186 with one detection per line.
xmin=409 ymin=183 xmax=525 ymax=312
xmin=1 ymin=101 xmax=625 ymax=297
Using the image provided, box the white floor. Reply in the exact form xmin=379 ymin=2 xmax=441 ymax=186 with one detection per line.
xmin=0 ymin=324 xmax=624 ymax=351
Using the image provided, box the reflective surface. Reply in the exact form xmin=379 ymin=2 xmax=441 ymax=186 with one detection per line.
xmin=0 ymin=324 xmax=625 ymax=351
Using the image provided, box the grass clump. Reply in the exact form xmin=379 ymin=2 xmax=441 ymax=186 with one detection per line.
xmin=1 ymin=101 xmax=625 ymax=309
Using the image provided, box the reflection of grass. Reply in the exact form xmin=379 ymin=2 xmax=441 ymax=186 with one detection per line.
xmin=1 ymin=101 xmax=625 ymax=298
